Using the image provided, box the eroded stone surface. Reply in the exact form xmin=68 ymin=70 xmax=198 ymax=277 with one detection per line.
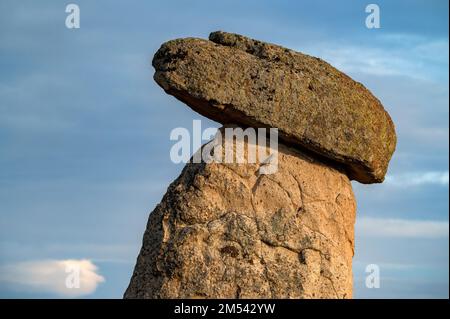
xmin=152 ymin=31 xmax=396 ymax=184
xmin=124 ymin=133 xmax=356 ymax=299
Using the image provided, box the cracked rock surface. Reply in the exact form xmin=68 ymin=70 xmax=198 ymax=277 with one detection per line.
xmin=124 ymin=134 xmax=356 ymax=299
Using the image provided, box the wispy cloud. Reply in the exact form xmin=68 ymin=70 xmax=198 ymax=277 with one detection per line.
xmin=385 ymin=171 xmax=449 ymax=187
xmin=356 ymin=217 xmax=449 ymax=238
xmin=302 ymin=34 xmax=449 ymax=82
xmin=0 ymin=259 xmax=104 ymax=297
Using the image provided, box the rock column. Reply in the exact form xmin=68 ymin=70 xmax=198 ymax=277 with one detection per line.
xmin=124 ymin=31 xmax=396 ymax=299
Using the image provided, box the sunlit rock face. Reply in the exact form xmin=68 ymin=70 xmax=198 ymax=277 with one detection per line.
xmin=125 ymin=135 xmax=356 ymax=298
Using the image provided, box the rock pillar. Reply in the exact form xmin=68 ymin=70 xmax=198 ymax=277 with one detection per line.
xmin=124 ymin=31 xmax=396 ymax=299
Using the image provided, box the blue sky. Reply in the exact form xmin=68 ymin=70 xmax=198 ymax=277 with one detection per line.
xmin=0 ymin=0 xmax=448 ymax=298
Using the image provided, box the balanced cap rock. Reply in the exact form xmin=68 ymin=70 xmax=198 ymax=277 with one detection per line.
xmin=125 ymin=31 xmax=396 ymax=299
xmin=152 ymin=31 xmax=396 ymax=184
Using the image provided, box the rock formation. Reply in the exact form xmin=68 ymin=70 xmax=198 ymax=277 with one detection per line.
xmin=124 ymin=31 xmax=396 ymax=299
xmin=152 ymin=31 xmax=396 ymax=184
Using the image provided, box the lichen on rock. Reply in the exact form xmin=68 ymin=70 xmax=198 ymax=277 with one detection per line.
xmin=152 ymin=31 xmax=397 ymax=184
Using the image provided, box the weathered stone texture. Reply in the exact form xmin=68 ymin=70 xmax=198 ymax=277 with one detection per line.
xmin=125 ymin=134 xmax=356 ymax=298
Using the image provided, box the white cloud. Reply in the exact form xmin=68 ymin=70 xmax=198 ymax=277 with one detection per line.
xmin=356 ymin=217 xmax=449 ymax=238
xmin=0 ymin=259 xmax=104 ymax=297
xmin=385 ymin=171 xmax=449 ymax=187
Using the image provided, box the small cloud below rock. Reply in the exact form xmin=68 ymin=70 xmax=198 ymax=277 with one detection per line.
xmin=0 ymin=259 xmax=104 ymax=297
